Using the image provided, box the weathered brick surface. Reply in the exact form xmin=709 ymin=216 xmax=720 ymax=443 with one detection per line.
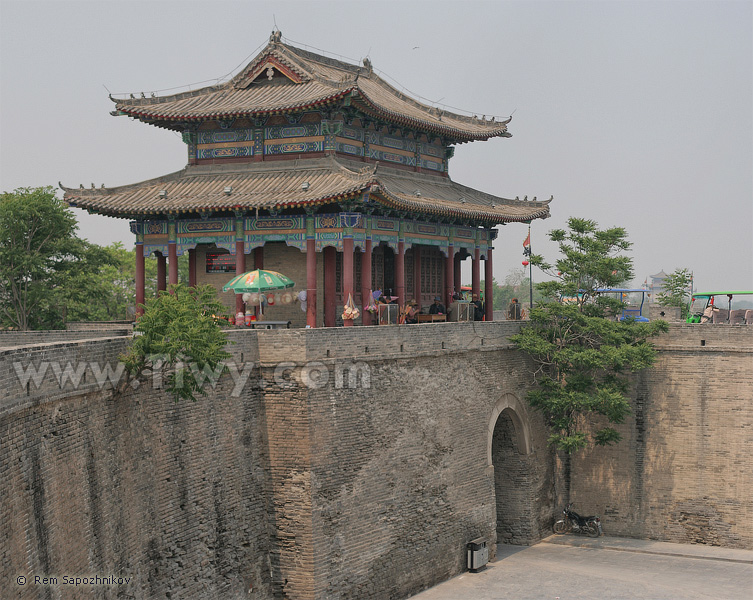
xmin=1 ymin=335 xmax=272 ymax=599
xmin=568 ymin=324 xmax=753 ymax=549
xmin=252 ymin=322 xmax=552 ymax=599
xmin=0 ymin=328 xmax=131 ymax=350
xmin=1 ymin=322 xmax=751 ymax=600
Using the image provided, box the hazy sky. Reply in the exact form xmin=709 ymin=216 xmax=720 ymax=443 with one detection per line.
xmin=1 ymin=0 xmax=751 ymax=292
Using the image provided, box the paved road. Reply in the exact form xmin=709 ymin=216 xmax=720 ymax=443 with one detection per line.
xmin=410 ymin=536 xmax=753 ymax=600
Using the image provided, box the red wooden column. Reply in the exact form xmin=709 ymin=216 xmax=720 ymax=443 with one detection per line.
xmin=472 ymin=247 xmax=481 ymax=299
xmin=454 ymin=252 xmax=462 ymax=296
xmin=323 ymin=246 xmax=336 ymax=327
xmin=361 ymin=238 xmax=372 ymax=326
xmin=135 ymin=241 xmax=145 ymax=317
xmin=168 ymin=219 xmax=178 ymax=289
xmin=413 ymin=245 xmax=422 ymax=311
xmin=235 ymin=240 xmax=245 ymax=315
xmin=306 ymin=239 xmax=317 ymax=327
xmin=445 ymin=244 xmax=455 ymax=306
xmin=254 ymin=246 xmax=263 ymax=319
xmin=234 ymin=215 xmax=245 ymax=315
xmin=168 ymin=244 xmax=178 ymax=287
xmin=157 ymin=252 xmax=167 ymax=292
xmin=188 ymin=248 xmax=196 ymax=288
xmin=343 ymin=237 xmax=354 ymax=327
xmin=306 ymin=214 xmax=317 ymax=328
xmin=395 ymin=241 xmax=405 ymax=308
xmin=485 ymin=241 xmax=494 ymax=321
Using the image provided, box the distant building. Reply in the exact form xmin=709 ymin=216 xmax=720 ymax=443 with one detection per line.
xmin=648 ymin=270 xmax=669 ymax=302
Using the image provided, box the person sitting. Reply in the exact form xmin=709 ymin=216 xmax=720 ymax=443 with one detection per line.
xmin=429 ymin=296 xmax=446 ymax=315
xmin=402 ymin=300 xmax=419 ymax=324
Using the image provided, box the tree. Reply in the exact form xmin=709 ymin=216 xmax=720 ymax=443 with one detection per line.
xmin=657 ymin=268 xmax=693 ymax=318
xmin=121 ymin=284 xmax=231 ymax=402
xmin=511 ymin=218 xmax=668 ymax=498
xmin=0 ymin=187 xmax=81 ymax=330
xmin=56 ymin=242 xmax=191 ymax=322
xmin=532 ymin=217 xmax=634 ymax=313
xmin=55 ymin=242 xmax=134 ymax=322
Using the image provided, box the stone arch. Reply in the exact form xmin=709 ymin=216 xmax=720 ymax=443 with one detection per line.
xmin=487 ymin=393 xmax=532 ymax=465
xmin=489 ymin=393 xmax=540 ymax=546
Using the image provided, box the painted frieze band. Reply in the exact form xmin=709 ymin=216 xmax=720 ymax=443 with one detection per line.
xmin=136 ymin=214 xmax=486 ymax=257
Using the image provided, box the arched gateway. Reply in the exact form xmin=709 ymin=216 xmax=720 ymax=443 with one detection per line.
xmin=488 ymin=393 xmax=545 ymax=546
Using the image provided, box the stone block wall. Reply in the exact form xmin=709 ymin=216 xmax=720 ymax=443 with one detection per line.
xmin=568 ymin=324 xmax=753 ymax=549
xmin=2 ymin=322 xmax=751 ymax=600
xmin=0 ymin=328 xmax=131 ymax=350
xmin=1 ymin=333 xmax=273 ymax=599
xmin=66 ymin=321 xmax=134 ymax=331
xmin=253 ymin=322 xmax=553 ymax=599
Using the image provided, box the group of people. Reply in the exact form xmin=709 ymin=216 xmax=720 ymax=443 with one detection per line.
xmin=426 ymin=292 xmax=485 ymax=321
xmin=373 ymin=289 xmax=526 ymax=323
xmin=373 ymin=289 xmax=493 ymax=324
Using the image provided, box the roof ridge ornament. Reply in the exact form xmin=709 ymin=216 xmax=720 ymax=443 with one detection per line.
xmin=270 ymin=30 xmax=282 ymax=44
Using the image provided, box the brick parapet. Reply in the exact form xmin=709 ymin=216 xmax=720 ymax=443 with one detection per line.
xmin=0 ymin=328 xmax=131 ymax=350
xmin=0 ymin=337 xmax=131 ymax=417
xmin=652 ymin=323 xmax=753 ymax=351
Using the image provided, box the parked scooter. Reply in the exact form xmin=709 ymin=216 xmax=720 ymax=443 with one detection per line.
xmin=552 ymin=503 xmax=602 ymax=537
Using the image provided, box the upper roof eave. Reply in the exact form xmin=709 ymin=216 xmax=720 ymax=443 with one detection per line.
xmin=110 ymin=37 xmax=512 ymax=142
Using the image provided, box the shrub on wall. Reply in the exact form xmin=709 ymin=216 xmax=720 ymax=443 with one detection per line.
xmin=121 ymin=284 xmax=231 ymax=402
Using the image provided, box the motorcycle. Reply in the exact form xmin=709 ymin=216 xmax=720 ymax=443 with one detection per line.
xmin=552 ymin=503 xmax=602 ymax=537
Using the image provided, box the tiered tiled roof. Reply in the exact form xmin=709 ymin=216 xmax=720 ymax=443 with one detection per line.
xmin=61 ymin=157 xmax=550 ymax=223
xmin=112 ymin=32 xmax=511 ymax=143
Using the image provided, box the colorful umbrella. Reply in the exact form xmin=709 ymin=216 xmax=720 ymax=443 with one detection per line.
xmin=223 ymin=269 xmax=295 ymax=293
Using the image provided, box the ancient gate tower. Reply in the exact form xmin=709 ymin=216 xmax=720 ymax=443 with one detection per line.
xmin=62 ymin=31 xmax=550 ymax=325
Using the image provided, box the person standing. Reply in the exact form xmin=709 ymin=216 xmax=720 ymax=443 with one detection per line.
xmin=507 ymin=297 xmax=522 ymax=320
xmin=472 ymin=294 xmax=484 ymax=321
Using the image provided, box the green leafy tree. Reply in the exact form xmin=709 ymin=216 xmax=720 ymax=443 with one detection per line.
xmin=511 ymin=218 xmax=668 ymax=498
xmin=657 ymin=268 xmax=693 ymax=318
xmin=0 ymin=187 xmax=81 ymax=330
xmin=56 ymin=242 xmax=134 ymax=322
xmin=58 ymin=243 xmax=191 ymax=323
xmin=121 ymin=284 xmax=231 ymax=402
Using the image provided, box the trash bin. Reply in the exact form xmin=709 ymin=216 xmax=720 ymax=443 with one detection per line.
xmin=467 ymin=537 xmax=488 ymax=571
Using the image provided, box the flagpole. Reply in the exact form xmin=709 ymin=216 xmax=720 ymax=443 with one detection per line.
xmin=523 ymin=225 xmax=533 ymax=312
xmin=527 ymin=225 xmax=533 ymax=310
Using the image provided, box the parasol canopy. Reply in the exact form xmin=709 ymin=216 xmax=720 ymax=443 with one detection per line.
xmin=223 ymin=269 xmax=295 ymax=294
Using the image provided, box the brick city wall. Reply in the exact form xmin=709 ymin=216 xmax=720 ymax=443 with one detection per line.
xmin=259 ymin=323 xmax=552 ymax=599
xmin=1 ymin=323 xmax=751 ymax=600
xmin=0 ymin=327 xmax=131 ymax=350
xmin=567 ymin=324 xmax=753 ymax=549
xmin=1 ymin=333 xmax=273 ymax=599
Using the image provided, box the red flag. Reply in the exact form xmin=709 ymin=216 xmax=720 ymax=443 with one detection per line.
xmin=523 ymin=231 xmax=530 ymax=248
